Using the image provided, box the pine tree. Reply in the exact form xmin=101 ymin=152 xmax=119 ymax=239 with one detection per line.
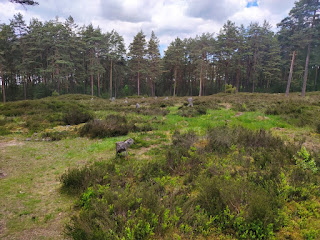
xmin=104 ymin=30 xmax=126 ymax=98
xmin=128 ymin=31 xmax=147 ymax=96
xmin=279 ymin=0 xmax=320 ymax=96
xmin=147 ymin=31 xmax=161 ymax=97
xmin=163 ymin=37 xmax=185 ymax=97
xmin=0 ymin=24 xmax=16 ymax=102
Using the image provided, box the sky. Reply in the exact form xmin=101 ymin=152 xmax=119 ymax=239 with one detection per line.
xmin=0 ymin=0 xmax=296 ymax=52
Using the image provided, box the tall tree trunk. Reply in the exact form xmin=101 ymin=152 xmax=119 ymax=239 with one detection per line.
xmin=90 ymin=73 xmax=94 ymax=96
xmin=109 ymin=59 xmax=113 ymax=98
xmin=102 ymin=72 xmax=106 ymax=93
xmin=236 ymin=67 xmax=240 ymax=93
xmin=137 ymin=71 xmax=140 ymax=96
xmin=137 ymin=61 xmax=140 ymax=96
xmin=1 ymin=66 xmax=5 ymax=103
xmin=315 ymin=66 xmax=319 ymax=91
xmin=115 ymin=73 xmax=117 ymax=98
xmin=56 ymin=67 xmax=60 ymax=94
xmin=199 ymin=62 xmax=203 ymax=96
xmin=224 ymin=61 xmax=229 ymax=93
xmin=301 ymin=43 xmax=311 ymax=97
xmin=23 ymin=76 xmax=27 ymax=100
xmin=66 ymin=75 xmax=69 ymax=93
xmin=301 ymin=7 xmax=317 ymax=97
xmin=97 ymin=73 xmax=100 ymax=97
xmin=70 ymin=74 xmax=74 ymax=93
xmin=252 ymin=50 xmax=257 ymax=93
xmin=286 ymin=51 xmax=296 ymax=97
xmin=173 ymin=66 xmax=177 ymax=97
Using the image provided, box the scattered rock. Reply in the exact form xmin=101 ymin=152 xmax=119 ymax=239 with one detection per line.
xmin=136 ymin=103 xmax=140 ymax=109
xmin=235 ymin=112 xmax=243 ymax=117
xmin=116 ymin=138 xmax=134 ymax=156
xmin=0 ymin=171 xmax=7 ymax=179
xmin=187 ymin=97 xmax=193 ymax=107
xmin=165 ymin=97 xmax=168 ymax=100
xmin=257 ymin=116 xmax=269 ymax=120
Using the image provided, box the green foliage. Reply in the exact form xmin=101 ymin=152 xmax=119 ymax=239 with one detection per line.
xmin=63 ymin=108 xmax=93 ymax=125
xmin=41 ymin=130 xmax=69 ymax=141
xmin=225 ymin=84 xmax=236 ymax=94
xmin=166 ymin=131 xmax=198 ymax=171
xmin=265 ymin=101 xmax=320 ymax=128
xmin=177 ymin=105 xmax=208 ymax=117
xmin=294 ymin=147 xmax=318 ymax=173
xmin=60 ymin=161 xmax=115 ymax=195
xmin=316 ymin=122 xmax=320 ymax=134
xmin=80 ymin=115 xmax=129 ymax=138
xmin=51 ymin=90 xmax=59 ymax=97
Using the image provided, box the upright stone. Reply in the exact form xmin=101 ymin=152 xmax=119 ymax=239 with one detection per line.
xmin=187 ymin=97 xmax=193 ymax=107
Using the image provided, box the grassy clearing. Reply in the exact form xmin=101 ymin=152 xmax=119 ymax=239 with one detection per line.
xmin=0 ymin=92 xmax=320 ymax=239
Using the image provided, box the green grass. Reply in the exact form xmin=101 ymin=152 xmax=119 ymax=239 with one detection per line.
xmin=0 ymin=92 xmax=320 ymax=239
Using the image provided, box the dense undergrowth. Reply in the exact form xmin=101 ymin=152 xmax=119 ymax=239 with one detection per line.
xmin=61 ymin=127 xmax=320 ymax=239
xmin=1 ymin=92 xmax=320 ymax=239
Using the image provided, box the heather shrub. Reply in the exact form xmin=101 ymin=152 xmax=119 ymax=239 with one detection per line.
xmin=80 ymin=115 xmax=129 ymax=138
xmin=63 ymin=107 xmax=93 ymax=125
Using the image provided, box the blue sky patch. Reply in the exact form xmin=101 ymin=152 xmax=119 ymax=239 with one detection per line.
xmin=247 ymin=0 xmax=259 ymax=8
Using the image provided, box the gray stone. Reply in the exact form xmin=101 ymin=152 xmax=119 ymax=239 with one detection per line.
xmin=187 ymin=97 xmax=193 ymax=107
xmin=164 ymin=97 xmax=168 ymax=100
xmin=116 ymin=138 xmax=134 ymax=156
xmin=136 ymin=103 xmax=140 ymax=109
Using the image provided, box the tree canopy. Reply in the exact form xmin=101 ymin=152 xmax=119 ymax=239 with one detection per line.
xmin=0 ymin=0 xmax=319 ymax=102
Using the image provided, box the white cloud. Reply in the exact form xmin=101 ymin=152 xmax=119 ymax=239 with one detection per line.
xmin=0 ymin=0 xmax=297 ymax=50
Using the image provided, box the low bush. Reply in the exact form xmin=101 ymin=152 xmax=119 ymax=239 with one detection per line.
xmin=65 ymin=182 xmax=165 ymax=240
xmin=63 ymin=108 xmax=93 ymax=125
xmin=41 ymin=131 xmax=70 ymax=141
xmin=0 ymin=126 xmax=10 ymax=136
xmin=60 ymin=161 xmax=115 ymax=195
xmin=225 ymin=84 xmax=236 ymax=94
xmin=166 ymin=131 xmax=198 ymax=171
xmin=80 ymin=115 xmax=129 ymax=138
xmin=177 ymin=105 xmax=208 ymax=117
xmin=316 ymin=122 xmax=320 ymax=134
xmin=265 ymin=100 xmax=320 ymax=128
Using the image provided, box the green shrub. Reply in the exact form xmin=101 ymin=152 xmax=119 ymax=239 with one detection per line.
xmin=0 ymin=126 xmax=10 ymax=136
xmin=177 ymin=105 xmax=207 ymax=117
xmin=294 ymin=147 xmax=318 ymax=173
xmin=166 ymin=131 xmax=198 ymax=171
xmin=65 ymin=183 xmax=163 ymax=239
xmin=317 ymin=122 xmax=320 ymax=134
xmin=63 ymin=108 xmax=93 ymax=125
xmin=52 ymin=90 xmax=59 ymax=97
xmin=60 ymin=161 xmax=115 ymax=194
xmin=41 ymin=131 xmax=70 ymax=141
xmin=225 ymin=84 xmax=236 ymax=94
xmin=80 ymin=115 xmax=129 ymax=138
